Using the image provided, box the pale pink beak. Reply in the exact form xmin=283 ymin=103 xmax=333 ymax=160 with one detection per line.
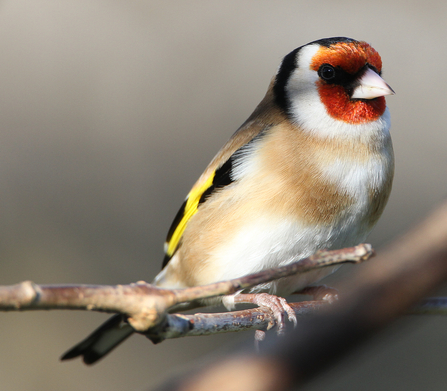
xmin=351 ymin=67 xmax=395 ymax=99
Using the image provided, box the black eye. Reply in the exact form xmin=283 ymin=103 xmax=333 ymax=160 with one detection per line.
xmin=319 ymin=64 xmax=336 ymax=81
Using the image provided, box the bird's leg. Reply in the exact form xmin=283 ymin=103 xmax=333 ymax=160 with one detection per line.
xmin=232 ymin=293 xmax=297 ymax=335
xmin=294 ymin=285 xmax=339 ymax=303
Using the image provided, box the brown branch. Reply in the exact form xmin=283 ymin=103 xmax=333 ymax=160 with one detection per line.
xmin=144 ymin=296 xmax=447 ymax=343
xmin=0 ymin=244 xmax=372 ymax=333
xmin=146 ymin=301 xmax=327 ymax=342
xmin=158 ymin=200 xmax=447 ymax=391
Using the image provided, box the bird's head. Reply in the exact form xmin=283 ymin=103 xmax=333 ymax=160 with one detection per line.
xmin=273 ymin=37 xmax=394 ymax=139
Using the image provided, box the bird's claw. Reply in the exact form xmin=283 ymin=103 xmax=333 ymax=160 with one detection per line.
xmin=234 ymin=293 xmax=297 ymax=335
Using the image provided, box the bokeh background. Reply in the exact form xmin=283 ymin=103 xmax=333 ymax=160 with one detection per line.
xmin=0 ymin=1 xmax=446 ymax=390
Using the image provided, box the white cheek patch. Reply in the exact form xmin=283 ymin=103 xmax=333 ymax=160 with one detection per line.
xmin=294 ymin=44 xmax=321 ymax=74
xmin=291 ymin=99 xmax=391 ymax=142
xmin=285 ymin=45 xmax=322 ymax=124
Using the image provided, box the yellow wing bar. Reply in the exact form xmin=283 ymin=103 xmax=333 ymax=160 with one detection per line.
xmin=164 ymin=172 xmax=215 ymax=258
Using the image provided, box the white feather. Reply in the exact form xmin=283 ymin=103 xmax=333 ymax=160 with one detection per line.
xmin=319 ymin=152 xmax=391 ymax=202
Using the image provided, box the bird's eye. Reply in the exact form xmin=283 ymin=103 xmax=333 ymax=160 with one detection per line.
xmin=319 ymin=64 xmax=336 ymax=81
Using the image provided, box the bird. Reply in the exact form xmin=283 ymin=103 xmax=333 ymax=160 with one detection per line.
xmin=61 ymin=37 xmax=394 ymax=364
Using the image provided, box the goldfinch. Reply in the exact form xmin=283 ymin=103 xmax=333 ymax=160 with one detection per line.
xmin=62 ymin=37 xmax=394 ymax=364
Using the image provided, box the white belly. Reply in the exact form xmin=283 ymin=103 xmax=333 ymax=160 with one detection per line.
xmin=210 ymin=213 xmax=370 ymax=296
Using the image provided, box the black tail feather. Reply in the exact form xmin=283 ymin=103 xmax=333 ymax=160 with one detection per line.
xmin=61 ymin=314 xmax=134 ymax=365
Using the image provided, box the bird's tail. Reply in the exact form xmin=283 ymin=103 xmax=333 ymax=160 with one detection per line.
xmin=61 ymin=273 xmax=186 ymax=365
xmin=60 ymin=314 xmax=134 ymax=365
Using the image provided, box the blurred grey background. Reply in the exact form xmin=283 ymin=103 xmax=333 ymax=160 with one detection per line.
xmin=0 ymin=1 xmax=446 ymax=390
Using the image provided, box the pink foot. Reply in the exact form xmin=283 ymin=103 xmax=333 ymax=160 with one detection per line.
xmin=233 ymin=293 xmax=297 ymax=335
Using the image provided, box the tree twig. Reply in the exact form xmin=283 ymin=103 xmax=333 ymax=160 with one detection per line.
xmin=0 ymin=244 xmax=373 ymax=333
xmin=146 ymin=301 xmax=327 ymax=343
